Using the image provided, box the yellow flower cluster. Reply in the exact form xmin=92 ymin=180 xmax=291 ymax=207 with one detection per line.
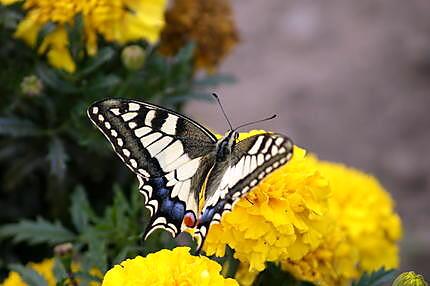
xmin=2 ymin=259 xmax=56 ymax=286
xmin=1 ymin=0 xmax=166 ymax=72
xmin=204 ymin=131 xmax=332 ymax=271
xmin=102 ymin=247 xmax=238 ymax=286
xmin=282 ymin=161 xmax=402 ymax=285
xmin=204 ymin=131 xmax=402 ymax=285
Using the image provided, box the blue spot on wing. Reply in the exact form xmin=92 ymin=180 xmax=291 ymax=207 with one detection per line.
xmin=160 ymin=199 xmax=174 ymax=213
xmin=143 ymin=177 xmax=189 ymax=238
xmin=156 ymin=187 xmax=169 ymax=199
xmin=171 ymin=203 xmax=185 ymax=221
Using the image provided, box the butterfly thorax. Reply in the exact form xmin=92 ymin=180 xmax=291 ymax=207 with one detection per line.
xmin=215 ymin=130 xmax=239 ymax=162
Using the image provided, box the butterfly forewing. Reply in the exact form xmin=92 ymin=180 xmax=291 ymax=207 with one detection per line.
xmin=87 ymin=99 xmax=217 ymax=237
xmin=194 ymin=133 xmax=294 ymax=250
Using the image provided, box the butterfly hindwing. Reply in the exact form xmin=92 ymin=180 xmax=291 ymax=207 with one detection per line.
xmin=194 ymin=133 xmax=294 ymax=250
xmin=87 ymin=99 xmax=217 ymax=238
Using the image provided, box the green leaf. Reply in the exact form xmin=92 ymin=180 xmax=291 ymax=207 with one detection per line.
xmin=9 ymin=264 xmax=48 ymax=286
xmin=67 ymin=13 xmax=84 ymax=60
xmin=1 ymin=10 xmax=22 ymax=29
xmin=73 ymin=271 xmax=102 ymax=286
xmin=78 ymin=47 xmax=116 ymax=77
xmin=175 ymin=42 xmax=195 ymax=63
xmin=81 ymin=234 xmax=108 ymax=273
xmin=223 ymin=246 xmax=239 ymax=278
xmin=35 ymin=22 xmax=56 ymax=48
xmin=352 ymin=268 xmax=396 ymax=286
xmin=70 ymin=186 xmax=92 ymax=232
xmin=52 ymin=258 xmax=68 ymax=283
xmin=47 ymin=137 xmax=68 ymax=180
xmin=85 ymin=74 xmax=121 ymax=92
xmin=35 ymin=64 xmax=79 ymax=94
xmin=0 ymin=217 xmax=76 ymax=245
xmin=253 ymin=263 xmax=306 ymax=286
xmin=113 ymin=245 xmax=141 ymax=264
xmin=0 ymin=117 xmax=40 ymax=137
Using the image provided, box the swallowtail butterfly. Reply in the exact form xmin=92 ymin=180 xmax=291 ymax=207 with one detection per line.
xmin=87 ymin=97 xmax=293 ymax=251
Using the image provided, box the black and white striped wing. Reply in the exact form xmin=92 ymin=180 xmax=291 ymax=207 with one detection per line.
xmin=194 ymin=133 xmax=294 ymax=250
xmin=87 ymin=99 xmax=217 ymax=238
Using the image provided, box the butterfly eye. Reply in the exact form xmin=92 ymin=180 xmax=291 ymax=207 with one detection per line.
xmin=183 ymin=211 xmax=197 ymax=228
xmin=235 ymin=133 xmax=239 ymax=140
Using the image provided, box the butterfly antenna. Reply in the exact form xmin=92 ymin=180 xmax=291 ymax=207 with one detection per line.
xmin=212 ymin=93 xmax=233 ymax=130
xmin=234 ymin=114 xmax=277 ymax=131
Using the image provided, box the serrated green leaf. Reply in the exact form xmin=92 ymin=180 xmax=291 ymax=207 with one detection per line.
xmin=47 ymin=137 xmax=68 ymax=180
xmin=70 ymin=186 xmax=92 ymax=232
xmin=0 ymin=117 xmax=40 ymax=137
xmin=77 ymin=47 xmax=116 ymax=77
xmin=10 ymin=264 xmax=48 ymax=286
xmin=0 ymin=217 xmax=76 ymax=245
xmin=352 ymin=268 xmax=396 ymax=286
xmin=35 ymin=64 xmax=79 ymax=94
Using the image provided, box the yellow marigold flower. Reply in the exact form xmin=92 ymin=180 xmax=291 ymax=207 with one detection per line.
xmin=318 ymin=161 xmax=402 ymax=272
xmin=102 ymin=247 xmax=238 ymax=286
xmin=2 ymin=259 xmax=56 ymax=286
xmin=204 ymin=131 xmax=332 ymax=272
xmin=2 ymin=0 xmax=166 ymax=72
xmin=282 ymin=161 xmax=402 ymax=286
xmin=159 ymin=0 xmax=239 ymax=71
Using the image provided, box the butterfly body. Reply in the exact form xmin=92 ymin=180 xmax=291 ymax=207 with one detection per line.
xmin=88 ymin=98 xmax=293 ymax=251
xmin=216 ymin=130 xmax=239 ymax=162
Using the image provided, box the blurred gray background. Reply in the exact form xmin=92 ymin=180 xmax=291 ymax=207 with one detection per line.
xmin=187 ymin=0 xmax=430 ymax=275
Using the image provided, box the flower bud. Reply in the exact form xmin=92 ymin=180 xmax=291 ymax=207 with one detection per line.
xmin=20 ymin=75 xmax=43 ymax=96
xmin=393 ymin=271 xmax=428 ymax=286
xmin=54 ymin=242 xmax=73 ymax=257
xmin=121 ymin=45 xmax=145 ymax=70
